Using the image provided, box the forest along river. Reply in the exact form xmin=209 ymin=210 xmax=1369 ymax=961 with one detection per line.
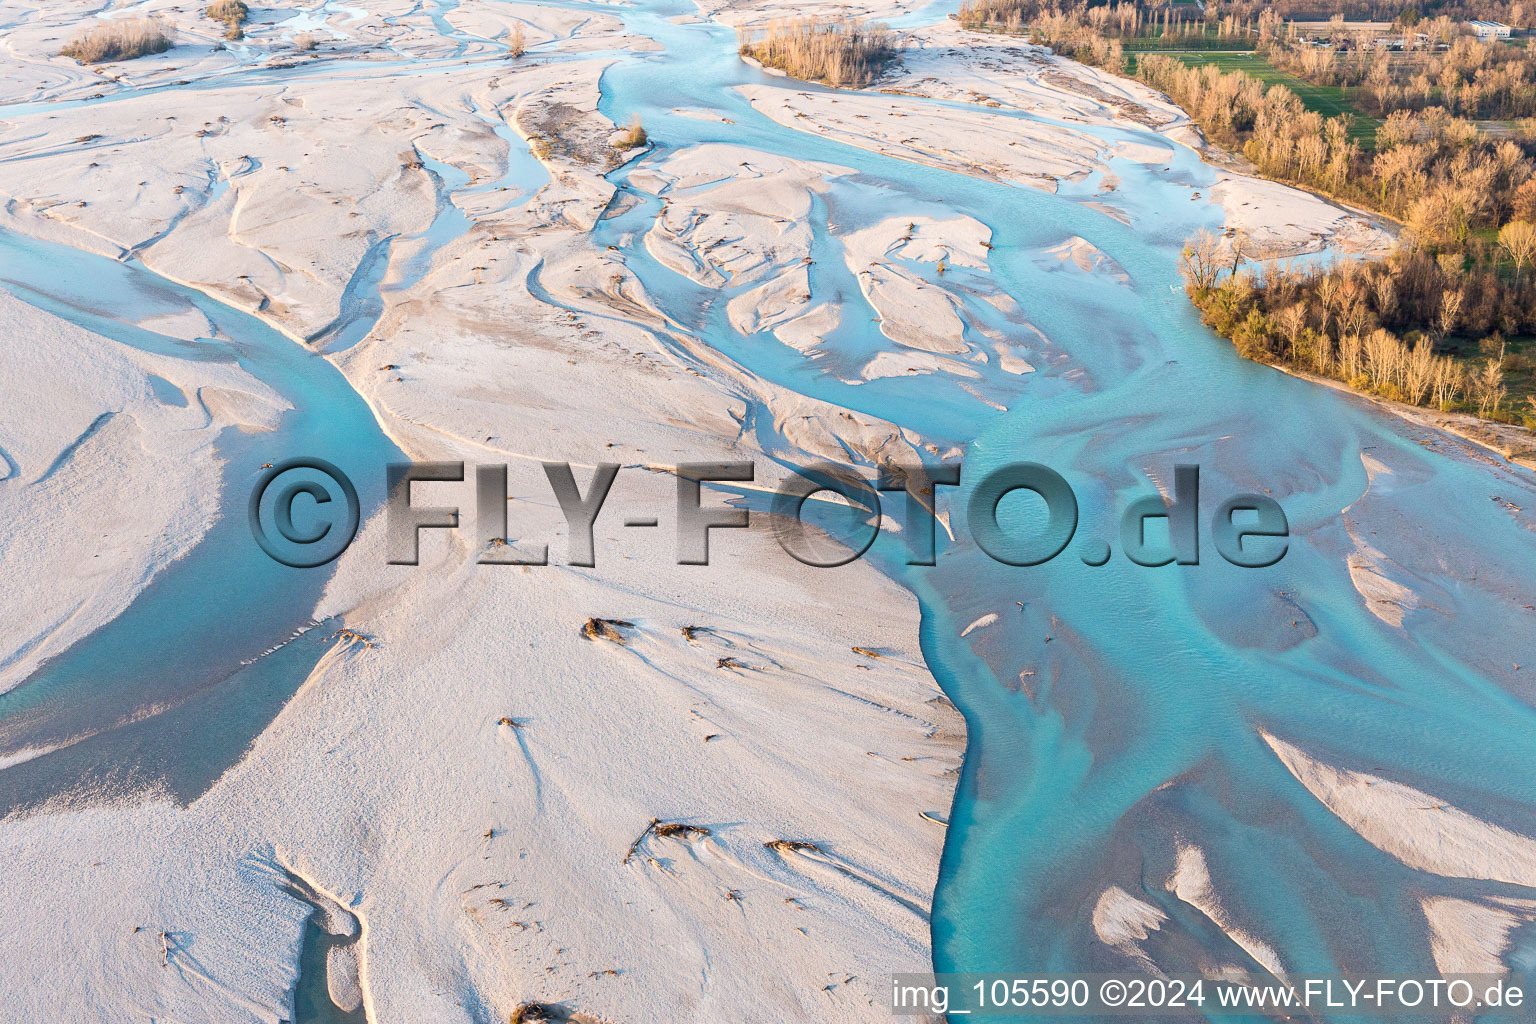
xmin=0 ymin=0 xmax=1533 ymax=1003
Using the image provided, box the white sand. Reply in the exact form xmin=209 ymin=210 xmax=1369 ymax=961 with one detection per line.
xmin=1210 ymin=173 xmax=1394 ymax=260
xmin=1265 ymin=731 xmax=1536 ymax=887
xmin=884 ymin=22 xmax=1186 ymax=132
xmin=1090 ymin=885 xmax=1166 ymax=971
xmin=741 ymin=82 xmax=1095 ymax=193
xmin=1168 ymin=844 xmax=1286 ymax=976
xmin=1260 ymin=730 xmax=1536 ymax=977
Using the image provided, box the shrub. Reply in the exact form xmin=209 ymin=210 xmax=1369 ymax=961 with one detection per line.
xmin=508 ymin=24 xmax=526 ymax=59
xmin=738 ymin=16 xmax=896 ymax=88
xmin=294 ymin=32 xmax=319 ymax=52
xmin=206 ymin=1 xmax=248 ymax=40
xmin=60 ymin=17 xmax=175 ymax=63
xmin=206 ymin=1 xmax=248 ymax=26
xmin=614 ymin=115 xmax=647 ymax=150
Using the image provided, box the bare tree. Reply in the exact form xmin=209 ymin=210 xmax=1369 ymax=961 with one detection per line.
xmin=1436 ymin=287 xmax=1464 ymax=339
xmin=1316 ymin=272 xmax=1340 ymax=332
xmin=1340 ymin=331 xmax=1365 ymax=381
xmin=1314 ymin=330 xmax=1336 ymax=375
xmin=1278 ymin=303 xmax=1308 ymax=356
xmin=1372 ymin=274 xmax=1396 ymax=320
xmin=1498 ymin=220 xmax=1536 ymax=283
xmin=1179 ymin=229 xmax=1223 ymax=291
xmin=1228 ymin=229 xmax=1251 ymax=275
xmin=1432 ymin=358 xmax=1465 ymax=408
xmin=1405 ymin=335 xmax=1435 ymax=404
xmin=1365 ymin=327 xmax=1403 ymax=389
xmin=1476 ymin=347 xmax=1507 ymax=416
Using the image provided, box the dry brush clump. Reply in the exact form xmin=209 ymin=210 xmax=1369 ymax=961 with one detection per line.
xmin=206 ymin=0 xmax=249 ymax=40
xmin=622 ymin=818 xmax=711 ymax=863
xmin=765 ymin=839 xmax=823 ymax=854
xmin=60 ymin=17 xmax=175 ymax=63
xmin=581 ymin=617 xmax=634 ymax=643
xmin=613 ymin=114 xmax=647 ymax=150
xmin=738 ymin=16 xmax=897 ymax=88
xmin=511 ymin=1002 xmax=599 ymax=1024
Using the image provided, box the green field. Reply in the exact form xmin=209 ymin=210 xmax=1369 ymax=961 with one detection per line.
xmin=1130 ymin=50 xmax=1382 ymax=147
xmin=1119 ymin=32 xmax=1260 ymax=51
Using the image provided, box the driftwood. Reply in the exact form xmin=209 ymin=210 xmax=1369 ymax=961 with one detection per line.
xmin=623 ymin=818 xmax=711 ymax=864
xmin=330 ymin=628 xmax=378 ymax=649
xmin=765 ymin=839 xmax=822 ymax=854
xmin=623 ymin=819 xmax=661 ymax=864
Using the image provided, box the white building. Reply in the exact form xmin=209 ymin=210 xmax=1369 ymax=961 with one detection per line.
xmin=1466 ymin=20 xmax=1512 ymax=40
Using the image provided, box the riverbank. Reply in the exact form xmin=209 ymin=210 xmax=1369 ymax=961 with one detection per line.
xmin=938 ymin=15 xmax=1535 ymax=453
xmin=1273 ymin=363 xmax=1536 ymax=471
xmin=974 ymin=17 xmax=1536 ymax=443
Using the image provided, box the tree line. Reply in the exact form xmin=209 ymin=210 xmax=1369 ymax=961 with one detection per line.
xmin=958 ymin=0 xmax=1245 ymax=43
xmin=1182 ymin=234 xmax=1536 ymax=422
xmin=1218 ymin=0 xmax=1530 ymax=26
xmin=1265 ymin=34 xmax=1536 ymax=121
xmin=973 ymin=10 xmax=1536 ymax=240
xmin=1140 ymin=50 xmax=1536 ymax=425
xmin=1135 ymin=57 xmax=1536 ymax=235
